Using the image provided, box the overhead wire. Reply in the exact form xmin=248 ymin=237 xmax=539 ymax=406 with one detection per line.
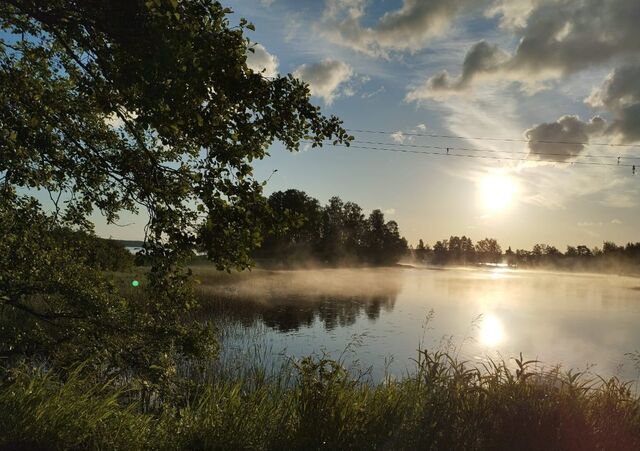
xmin=346 ymin=128 xmax=640 ymax=149
xmin=304 ymin=142 xmax=637 ymax=169
xmin=346 ymin=140 xmax=640 ymax=161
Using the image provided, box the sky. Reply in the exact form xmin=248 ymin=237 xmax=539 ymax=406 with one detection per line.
xmin=100 ymin=0 xmax=640 ymax=250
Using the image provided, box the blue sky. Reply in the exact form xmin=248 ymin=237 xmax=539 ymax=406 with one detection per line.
xmin=99 ymin=0 xmax=640 ymax=250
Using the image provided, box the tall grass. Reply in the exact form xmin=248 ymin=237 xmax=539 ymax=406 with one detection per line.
xmin=2 ymin=350 xmax=640 ymax=450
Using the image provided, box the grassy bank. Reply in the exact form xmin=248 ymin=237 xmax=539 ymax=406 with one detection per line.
xmin=2 ymin=351 xmax=640 ymax=450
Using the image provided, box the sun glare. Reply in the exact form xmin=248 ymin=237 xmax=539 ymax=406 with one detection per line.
xmin=479 ymin=314 xmax=505 ymax=347
xmin=479 ymin=173 xmax=517 ymax=212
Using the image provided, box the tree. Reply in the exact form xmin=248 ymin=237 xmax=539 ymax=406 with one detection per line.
xmin=432 ymin=240 xmax=449 ymax=265
xmin=319 ymin=196 xmax=347 ymax=263
xmin=415 ymin=239 xmax=429 ymax=263
xmin=0 ymin=0 xmax=349 ymax=376
xmin=504 ymin=246 xmax=516 ymax=267
xmin=363 ymin=210 xmax=408 ymax=265
xmin=602 ymin=241 xmax=623 ymax=255
xmin=259 ymin=189 xmax=322 ymax=262
xmin=577 ymin=245 xmax=592 ymax=257
xmin=475 ymin=238 xmax=502 ymax=264
xmin=566 ymin=246 xmax=578 ymax=258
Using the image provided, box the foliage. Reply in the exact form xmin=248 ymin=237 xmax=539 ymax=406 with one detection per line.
xmin=0 ymin=196 xmax=215 ymax=380
xmin=256 ymin=189 xmax=408 ymax=266
xmin=0 ymin=0 xmax=349 ymax=376
xmin=2 ymin=352 xmax=640 ymax=450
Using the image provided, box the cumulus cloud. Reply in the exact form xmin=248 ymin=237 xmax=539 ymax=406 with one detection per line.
xmin=484 ymin=0 xmax=537 ymax=30
xmin=586 ymin=63 xmax=640 ymax=143
xmin=322 ymin=0 xmax=478 ymax=57
xmin=293 ymin=60 xmax=354 ymax=105
xmin=246 ymin=44 xmax=279 ymax=78
xmin=524 ymin=115 xmax=605 ymax=162
xmin=411 ymin=0 xmax=640 ymax=98
xmin=407 ymin=41 xmax=509 ymax=100
xmin=391 ymin=131 xmax=405 ymax=143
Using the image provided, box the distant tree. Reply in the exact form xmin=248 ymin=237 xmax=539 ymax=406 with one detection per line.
xmin=415 ymin=239 xmax=429 ymax=263
xmin=566 ymin=246 xmax=578 ymax=258
xmin=516 ymin=249 xmax=531 ymax=265
xmin=342 ymin=201 xmax=366 ymax=259
xmin=432 ymin=240 xmax=449 ymax=265
xmin=319 ymin=196 xmax=347 ymax=263
xmin=603 ymin=241 xmax=623 ymax=255
xmin=363 ymin=210 xmax=408 ymax=265
xmin=625 ymin=242 xmax=640 ymax=262
xmin=259 ymin=189 xmax=322 ymax=262
xmin=460 ymin=236 xmax=475 ymax=264
xmin=448 ymin=236 xmax=462 ymax=263
xmin=504 ymin=246 xmax=516 ymax=267
xmin=577 ymin=245 xmax=593 ymax=257
xmin=475 ymin=238 xmax=502 ymax=264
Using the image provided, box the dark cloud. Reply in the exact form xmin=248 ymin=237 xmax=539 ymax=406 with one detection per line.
xmin=587 ymin=63 xmax=640 ymax=143
xmin=293 ymin=59 xmax=354 ymax=105
xmin=323 ymin=0 xmax=482 ymax=56
xmin=407 ymin=41 xmax=509 ymax=99
xmin=525 ymin=116 xmax=605 ymax=162
xmin=411 ymin=0 xmax=640 ymax=97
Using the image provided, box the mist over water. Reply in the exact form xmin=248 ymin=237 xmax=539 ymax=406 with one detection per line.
xmin=197 ymin=267 xmax=640 ymax=381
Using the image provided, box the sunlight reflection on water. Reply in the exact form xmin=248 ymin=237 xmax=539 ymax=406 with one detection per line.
xmin=202 ymin=267 xmax=640 ymax=382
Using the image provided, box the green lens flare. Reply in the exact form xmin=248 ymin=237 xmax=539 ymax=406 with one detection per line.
xmin=131 ymin=280 xmax=140 ymax=287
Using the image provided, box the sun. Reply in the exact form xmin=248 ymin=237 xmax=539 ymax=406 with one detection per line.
xmin=479 ymin=173 xmax=518 ymax=212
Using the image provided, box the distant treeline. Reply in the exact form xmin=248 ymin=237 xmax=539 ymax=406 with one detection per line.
xmin=66 ymin=231 xmax=135 ymax=271
xmin=413 ymin=236 xmax=640 ymax=271
xmin=254 ymin=189 xmax=408 ymax=266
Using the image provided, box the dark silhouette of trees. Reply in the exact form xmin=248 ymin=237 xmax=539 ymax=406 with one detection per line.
xmin=260 ymin=189 xmax=322 ymax=262
xmin=256 ymin=191 xmax=408 ymax=266
xmin=476 ymin=238 xmax=502 ymax=264
xmin=414 ymin=239 xmax=429 ymax=263
xmin=408 ymin=235 xmax=640 ymax=273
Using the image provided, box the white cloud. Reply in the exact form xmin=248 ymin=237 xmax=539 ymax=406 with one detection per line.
xmin=322 ymin=0 xmax=480 ymax=57
xmin=577 ymin=221 xmax=599 ymax=228
xmin=293 ymin=59 xmax=354 ymax=104
xmin=485 ymin=0 xmax=536 ymax=30
xmin=600 ymin=192 xmax=637 ymax=209
xmin=391 ymin=131 xmax=405 ymax=143
xmin=246 ymin=44 xmax=279 ymax=78
xmin=361 ymin=85 xmax=385 ymax=99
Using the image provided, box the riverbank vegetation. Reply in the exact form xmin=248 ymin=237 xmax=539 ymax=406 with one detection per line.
xmin=3 ymin=351 xmax=640 ymax=450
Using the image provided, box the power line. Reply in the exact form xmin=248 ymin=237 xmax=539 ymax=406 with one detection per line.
xmin=346 ymin=129 xmax=640 ymax=149
xmin=306 ymin=142 xmax=637 ymax=169
xmin=347 ymin=140 xmax=640 ymax=161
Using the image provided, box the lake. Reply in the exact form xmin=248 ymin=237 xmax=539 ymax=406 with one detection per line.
xmin=197 ymin=266 xmax=640 ymax=382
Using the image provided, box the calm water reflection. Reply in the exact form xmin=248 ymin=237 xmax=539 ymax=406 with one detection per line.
xmin=199 ymin=267 xmax=640 ymax=381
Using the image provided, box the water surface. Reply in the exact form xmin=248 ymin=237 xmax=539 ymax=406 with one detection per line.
xmin=198 ymin=267 xmax=640 ymax=381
